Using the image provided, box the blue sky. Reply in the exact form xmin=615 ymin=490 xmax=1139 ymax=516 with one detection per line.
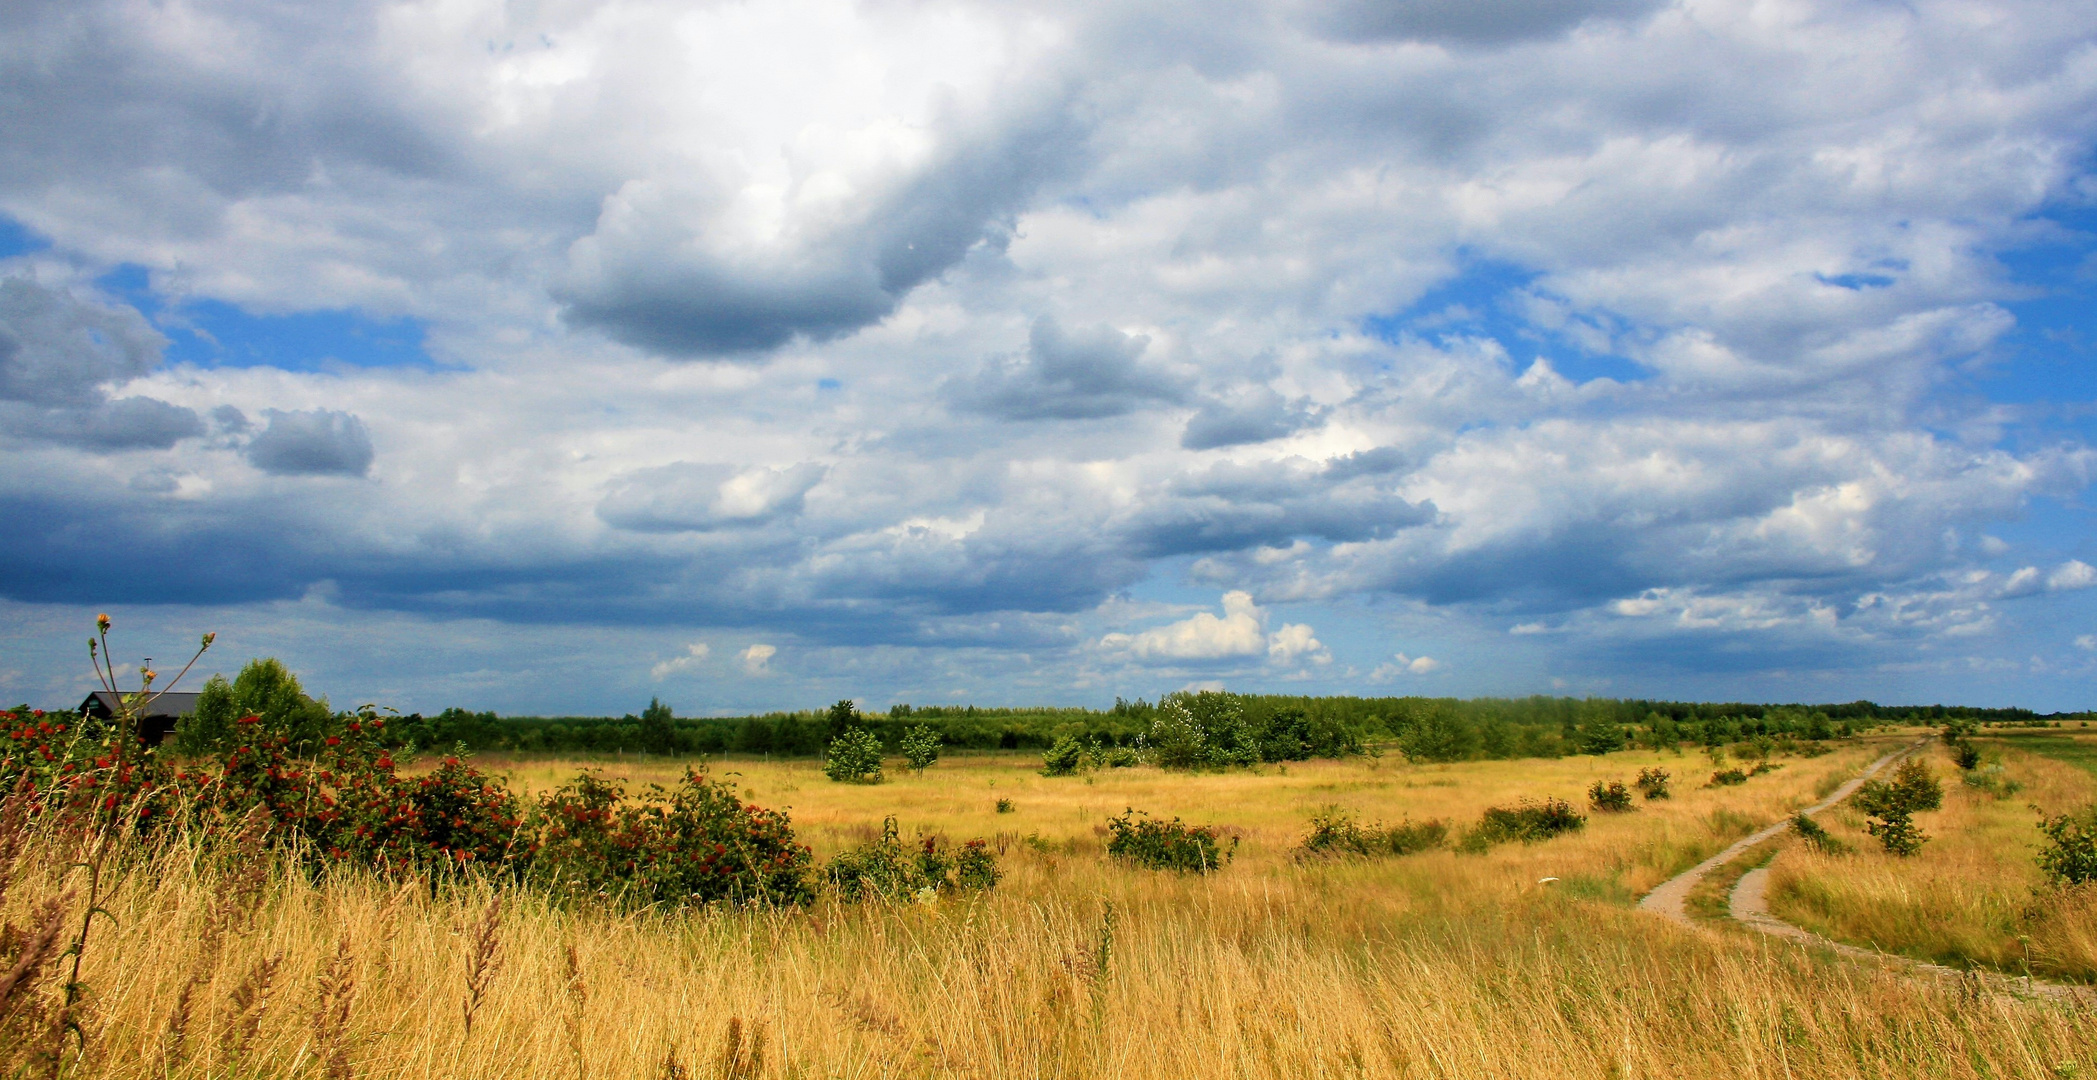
xmin=2 ymin=0 xmax=2095 ymax=715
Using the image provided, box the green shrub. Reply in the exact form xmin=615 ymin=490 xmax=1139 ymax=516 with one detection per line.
xmin=823 ymin=728 xmax=884 ymax=784
xmin=1587 ymin=780 xmax=1634 ymax=813
xmin=994 ymin=798 xmax=1015 ymax=813
xmin=1106 ymin=809 xmax=1236 ymax=873
xmin=1708 ymin=769 xmax=1747 ymax=786
xmin=1040 ymin=734 xmax=1088 ymax=776
xmin=1951 ymin=741 xmax=1982 ymax=770
xmin=1148 ymin=691 xmax=1260 ymax=769
xmin=824 ymin=817 xmax=1002 ymax=899
xmin=899 ymin=724 xmax=941 ymax=773
xmin=1634 ymin=767 xmax=1671 ymax=800
xmin=1962 ymin=763 xmax=2022 ymax=798
xmin=1790 ymin=812 xmax=1849 ymax=855
xmin=1854 ymin=758 xmax=1941 ymax=856
xmin=1749 ymin=761 xmax=1779 ymax=776
xmin=1465 ymin=798 xmax=1585 ymax=849
xmin=2036 ymin=805 xmax=2097 ymax=886
xmin=1295 ymin=808 xmax=1447 ymax=860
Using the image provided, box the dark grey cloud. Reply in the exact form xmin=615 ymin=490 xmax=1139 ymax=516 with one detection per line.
xmin=0 ymin=277 xmax=167 ymax=406
xmin=1307 ymin=0 xmax=1666 ymax=47
xmin=244 ymin=409 xmax=374 ymax=477
xmin=1180 ymin=388 xmax=1323 ymax=449
xmin=36 ymin=396 xmax=207 ymax=451
xmin=597 ymin=462 xmax=826 ymax=533
xmin=1121 ymin=459 xmax=1434 ymax=557
xmin=557 ymin=106 xmax=1084 ymax=357
xmin=946 ymin=316 xmax=1189 ymax=420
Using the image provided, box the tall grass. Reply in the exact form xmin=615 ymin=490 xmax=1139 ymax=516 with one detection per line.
xmin=1767 ymin=737 xmax=2097 ymax=981
xmin=5 ymin=734 xmax=2089 ymax=1078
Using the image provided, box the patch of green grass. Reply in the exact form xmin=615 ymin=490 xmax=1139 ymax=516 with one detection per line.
xmin=1998 ymin=733 xmax=2097 ymax=779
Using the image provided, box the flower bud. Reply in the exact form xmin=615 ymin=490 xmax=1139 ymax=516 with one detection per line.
xmin=96 ymin=613 xmax=111 ymax=631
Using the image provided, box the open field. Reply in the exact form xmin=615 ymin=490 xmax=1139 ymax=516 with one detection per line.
xmin=6 ymin=730 xmax=2095 ymax=1078
xmin=1767 ymin=732 xmax=2097 ymax=982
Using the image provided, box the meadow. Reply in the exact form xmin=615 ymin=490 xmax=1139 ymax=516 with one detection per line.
xmin=4 ymin=729 xmax=2094 ymax=1079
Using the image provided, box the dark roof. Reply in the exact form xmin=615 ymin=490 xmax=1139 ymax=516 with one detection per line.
xmin=78 ymin=691 xmax=202 ymax=719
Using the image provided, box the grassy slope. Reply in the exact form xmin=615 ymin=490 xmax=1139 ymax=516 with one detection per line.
xmin=10 ymin=731 xmax=2094 ymax=1078
xmin=1766 ymin=734 xmax=2097 ymax=981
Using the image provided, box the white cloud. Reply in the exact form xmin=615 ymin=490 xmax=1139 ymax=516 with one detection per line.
xmin=1267 ymin=622 xmax=1331 ymax=666
xmin=739 ymin=644 xmax=777 ymax=676
xmin=649 ymin=642 xmax=710 ymax=680
xmin=2075 ymin=635 xmax=2096 ymax=652
xmin=1101 ymin=591 xmax=1266 ymax=661
xmin=2046 ymin=561 xmax=2095 ymax=592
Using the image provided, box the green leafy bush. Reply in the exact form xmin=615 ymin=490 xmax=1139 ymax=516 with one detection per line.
xmin=899 ymin=724 xmax=941 ymax=773
xmin=1790 ymin=812 xmax=1849 ymax=855
xmin=1854 ymin=758 xmax=1941 ymax=856
xmin=1464 ymin=798 xmax=1585 ymax=849
xmin=1040 ymin=734 xmax=1088 ymax=776
xmin=994 ymin=798 xmax=1015 ymax=813
xmin=1587 ymin=780 xmax=1634 ymax=813
xmin=2036 ymin=805 xmax=2097 ymax=886
xmin=1961 ymin=763 xmax=2022 ymax=798
xmin=1105 ymin=809 xmax=1236 ymax=872
xmin=1951 ymin=741 xmax=1982 ymax=770
xmin=1634 ymin=767 xmax=1671 ymax=800
xmin=1708 ymin=769 xmax=1747 ymax=787
xmin=824 ymin=817 xmax=1001 ymax=899
xmin=823 ymin=728 xmax=885 ymax=784
xmin=174 ymin=658 xmax=334 ymax=757
xmin=1294 ymin=808 xmax=1446 ymax=859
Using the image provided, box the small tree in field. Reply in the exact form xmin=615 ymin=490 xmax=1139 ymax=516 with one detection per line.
xmin=1854 ymin=758 xmax=1941 ymax=856
xmin=824 ymin=728 xmax=884 ymax=784
xmin=900 ymin=724 xmax=940 ymax=774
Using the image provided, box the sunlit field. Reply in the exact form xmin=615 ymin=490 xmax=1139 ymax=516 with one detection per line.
xmin=1768 ymin=732 xmax=2097 ymax=981
xmin=7 ymin=730 xmax=2094 ymax=1079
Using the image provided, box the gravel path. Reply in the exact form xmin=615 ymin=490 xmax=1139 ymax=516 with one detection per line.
xmin=1638 ymin=737 xmax=2096 ymax=1004
xmin=1635 ymin=739 xmax=1925 ymax=926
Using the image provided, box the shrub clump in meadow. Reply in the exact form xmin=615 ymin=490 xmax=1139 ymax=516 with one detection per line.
xmin=1962 ymin=763 xmax=2022 ymax=798
xmin=1460 ymin=798 xmax=1585 ymax=851
xmin=1040 ymin=733 xmax=1089 ymax=776
xmin=2036 ymin=805 xmax=2097 ymax=886
xmin=1147 ymin=690 xmax=1360 ymax=770
xmin=823 ymin=727 xmax=885 ymax=784
xmin=825 ymin=816 xmax=1001 ymax=900
xmin=1106 ymin=809 xmax=1237 ymax=873
xmin=1587 ymin=780 xmax=1634 ymax=813
xmin=1707 ymin=768 xmax=1748 ymax=787
xmin=1294 ymin=808 xmax=1447 ymax=860
xmin=1790 ymin=811 xmax=1850 ymax=855
xmin=1853 ymin=758 xmax=1942 ymax=857
xmin=1635 ymin=767 xmax=1671 ymax=800
xmin=899 ymin=724 xmax=941 ymax=774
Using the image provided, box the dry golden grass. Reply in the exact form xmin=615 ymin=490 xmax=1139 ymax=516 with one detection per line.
xmin=6 ymin=731 xmax=2092 ymax=1079
xmin=1766 ymin=735 xmax=2097 ymax=981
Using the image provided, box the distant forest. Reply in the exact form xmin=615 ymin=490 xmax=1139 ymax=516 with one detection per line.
xmin=340 ymin=695 xmax=2092 ymax=760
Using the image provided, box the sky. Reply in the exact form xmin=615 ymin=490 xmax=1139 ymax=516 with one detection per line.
xmin=2 ymin=0 xmax=2096 ymax=716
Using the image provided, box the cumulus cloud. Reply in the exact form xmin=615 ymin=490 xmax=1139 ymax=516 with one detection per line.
xmin=945 ymin=317 xmax=1188 ymax=420
xmin=739 ymin=643 xmax=777 ymax=675
xmin=1267 ymin=622 xmax=1331 ymax=665
xmin=650 ymin=642 xmax=710 ymax=680
xmin=1180 ymin=388 xmax=1322 ymax=450
xmin=1100 ymin=591 xmax=1329 ymax=666
xmin=0 ymin=277 xmax=204 ymax=452
xmin=598 ymin=462 xmax=825 ymax=533
xmin=243 ymin=410 xmax=375 ymax=477
xmin=1370 ymin=653 xmax=1442 ymax=680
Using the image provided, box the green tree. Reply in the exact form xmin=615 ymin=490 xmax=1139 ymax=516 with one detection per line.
xmin=825 ymin=699 xmax=860 ymax=743
xmin=1399 ymin=703 xmax=1476 ymax=763
xmin=1577 ymin=701 xmax=1626 ymax=756
xmin=900 ymin=724 xmax=941 ymax=773
xmin=824 ymin=727 xmax=884 ymax=783
xmin=1854 ymin=758 xmax=1942 ymax=856
xmin=639 ymin=697 xmax=677 ymax=756
xmin=173 ymin=658 xmax=331 ymax=756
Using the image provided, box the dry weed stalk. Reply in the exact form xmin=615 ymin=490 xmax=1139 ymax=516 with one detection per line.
xmin=562 ymin=943 xmax=588 ymax=1075
xmin=311 ymin=931 xmax=357 ymax=1080
xmin=461 ymin=897 xmax=503 ymax=1036
xmin=0 ymin=775 xmax=34 ymax=910
xmin=716 ymin=1016 xmax=767 ymax=1080
xmin=223 ymin=950 xmax=283 ymax=1060
xmin=0 ymin=892 xmax=74 ymax=1064
xmin=659 ymin=1043 xmax=690 ymax=1080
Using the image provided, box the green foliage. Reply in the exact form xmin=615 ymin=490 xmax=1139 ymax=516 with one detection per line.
xmin=1634 ymin=767 xmax=1671 ymax=800
xmin=638 ymin=698 xmax=677 ymax=756
xmin=1577 ymin=705 xmax=1626 ymax=755
xmin=1854 ymin=759 xmax=1942 ymax=856
xmin=1040 ymin=734 xmax=1089 ymax=776
xmin=1464 ymin=798 xmax=1585 ymax=850
xmin=1105 ymin=809 xmax=1236 ymax=873
xmin=1294 ymin=808 xmax=1447 ymax=859
xmin=1790 ymin=811 xmax=1850 ymax=855
xmin=823 ymin=727 xmax=885 ymax=783
xmin=174 ymin=658 xmax=333 ymax=757
xmin=1962 ymin=763 xmax=2022 ymax=798
xmin=899 ymin=724 xmax=941 ymax=773
xmin=2036 ymin=805 xmax=2097 ymax=886
xmin=1708 ymin=769 xmax=1747 ymax=787
xmin=994 ymin=798 xmax=1014 ymax=814
xmin=824 ymin=817 xmax=1001 ymax=899
xmin=1587 ymin=779 xmax=1634 ymax=813
xmin=1149 ymin=691 xmax=1260 ymax=769
xmin=1951 ymin=740 xmax=1982 ymax=770
xmin=1398 ymin=702 xmax=1475 ymax=763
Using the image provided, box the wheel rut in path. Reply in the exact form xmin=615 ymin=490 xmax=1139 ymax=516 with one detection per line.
xmin=1640 ymin=737 xmax=2097 ymax=1004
